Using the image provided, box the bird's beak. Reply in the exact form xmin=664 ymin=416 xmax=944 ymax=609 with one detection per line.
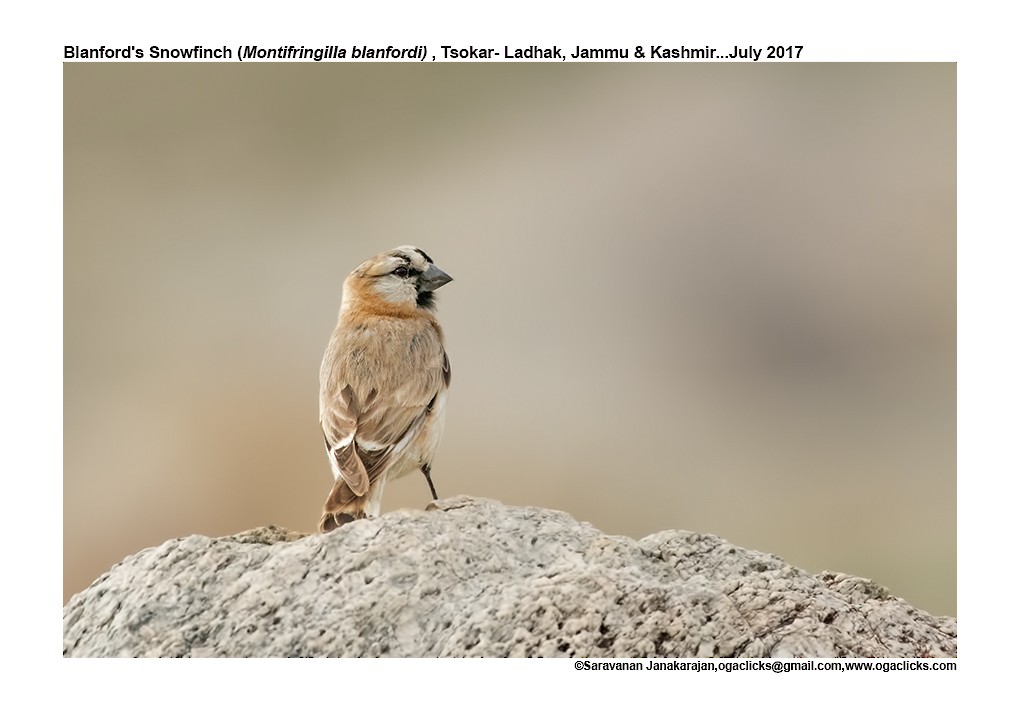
xmin=419 ymin=265 xmax=453 ymax=291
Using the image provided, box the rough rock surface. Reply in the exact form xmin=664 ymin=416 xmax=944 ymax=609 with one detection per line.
xmin=63 ymin=496 xmax=956 ymax=658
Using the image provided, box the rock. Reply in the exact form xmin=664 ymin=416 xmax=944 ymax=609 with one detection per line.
xmin=62 ymin=496 xmax=956 ymax=658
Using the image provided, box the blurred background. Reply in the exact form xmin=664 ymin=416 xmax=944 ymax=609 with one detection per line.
xmin=64 ymin=63 xmax=955 ymax=616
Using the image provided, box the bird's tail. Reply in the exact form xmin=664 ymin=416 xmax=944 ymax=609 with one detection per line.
xmin=318 ymin=479 xmax=370 ymax=533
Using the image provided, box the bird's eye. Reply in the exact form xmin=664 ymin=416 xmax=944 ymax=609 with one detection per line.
xmin=393 ymin=266 xmax=410 ymax=277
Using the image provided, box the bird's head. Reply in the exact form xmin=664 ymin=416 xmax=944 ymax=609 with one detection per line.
xmin=344 ymin=246 xmax=453 ymax=313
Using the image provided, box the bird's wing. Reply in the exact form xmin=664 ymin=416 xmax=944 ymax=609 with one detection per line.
xmin=321 ymin=338 xmax=448 ymax=496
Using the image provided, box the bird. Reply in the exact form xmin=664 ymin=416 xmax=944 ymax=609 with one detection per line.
xmin=317 ymin=246 xmax=452 ymax=533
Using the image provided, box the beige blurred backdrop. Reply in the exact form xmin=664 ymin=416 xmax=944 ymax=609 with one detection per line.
xmin=64 ymin=63 xmax=955 ymax=616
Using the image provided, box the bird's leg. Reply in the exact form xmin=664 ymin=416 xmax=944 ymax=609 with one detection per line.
xmin=421 ymin=464 xmax=439 ymax=501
